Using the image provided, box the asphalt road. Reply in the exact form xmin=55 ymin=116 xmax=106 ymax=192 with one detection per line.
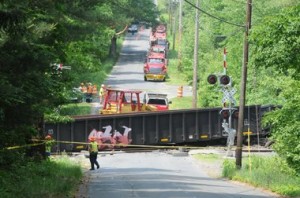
xmin=80 ymin=150 xmax=278 ymax=198
xmin=104 ymin=26 xmax=192 ymax=99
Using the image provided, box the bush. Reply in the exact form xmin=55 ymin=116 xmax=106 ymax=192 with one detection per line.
xmin=222 ymin=159 xmax=237 ymax=179
xmin=0 ymin=156 xmax=83 ymax=198
xmin=222 ymin=155 xmax=300 ymax=197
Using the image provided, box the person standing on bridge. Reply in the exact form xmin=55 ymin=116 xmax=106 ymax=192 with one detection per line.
xmin=88 ymin=137 xmax=100 ymax=170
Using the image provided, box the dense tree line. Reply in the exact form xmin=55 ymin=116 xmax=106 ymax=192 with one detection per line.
xmin=161 ymin=0 xmax=299 ymax=173
xmin=0 ymin=0 xmax=157 ymax=168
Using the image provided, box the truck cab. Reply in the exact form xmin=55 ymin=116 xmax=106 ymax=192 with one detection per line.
xmin=143 ymin=93 xmax=171 ymax=111
xmin=144 ymin=53 xmax=167 ymax=82
xmin=149 ymin=45 xmax=167 ymax=58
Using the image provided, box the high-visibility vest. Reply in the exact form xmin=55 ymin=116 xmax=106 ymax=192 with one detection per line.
xmin=92 ymin=85 xmax=97 ymax=94
xmin=45 ymin=140 xmax=54 ymax=152
xmin=99 ymin=87 xmax=104 ymax=96
xmin=90 ymin=142 xmax=98 ymax=153
xmin=87 ymin=85 xmax=93 ymax=94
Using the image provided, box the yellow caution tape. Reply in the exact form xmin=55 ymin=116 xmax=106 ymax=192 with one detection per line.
xmin=3 ymin=142 xmax=45 ymax=151
xmin=3 ymin=139 xmax=255 ymax=151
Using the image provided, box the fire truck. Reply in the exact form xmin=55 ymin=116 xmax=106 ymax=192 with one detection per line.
xmin=149 ymin=45 xmax=167 ymax=58
xmin=144 ymin=52 xmax=167 ymax=82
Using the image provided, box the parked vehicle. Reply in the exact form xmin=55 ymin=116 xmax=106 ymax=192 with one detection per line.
xmin=143 ymin=93 xmax=171 ymax=111
xmin=128 ymin=24 xmax=138 ymax=33
xmin=69 ymin=87 xmax=83 ymax=103
xmin=149 ymin=45 xmax=167 ymax=58
xmin=100 ymin=88 xmax=146 ymax=114
xmin=144 ymin=53 xmax=167 ymax=81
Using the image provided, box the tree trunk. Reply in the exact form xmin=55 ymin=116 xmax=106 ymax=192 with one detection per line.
xmin=109 ymin=35 xmax=117 ymax=58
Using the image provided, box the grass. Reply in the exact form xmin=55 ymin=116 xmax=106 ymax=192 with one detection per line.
xmin=194 ymin=153 xmax=300 ymax=197
xmin=222 ymin=155 xmax=300 ymax=197
xmin=0 ymin=156 xmax=83 ymax=198
xmin=169 ymin=96 xmax=193 ymax=109
xmin=60 ymin=103 xmax=92 ymax=116
xmin=193 ymin=153 xmax=221 ymax=162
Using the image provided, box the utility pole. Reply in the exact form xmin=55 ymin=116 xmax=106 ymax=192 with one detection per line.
xmin=236 ymin=0 xmax=252 ymax=168
xmin=172 ymin=8 xmax=177 ymax=50
xmin=192 ymin=0 xmax=199 ymax=108
xmin=177 ymin=0 xmax=183 ymax=71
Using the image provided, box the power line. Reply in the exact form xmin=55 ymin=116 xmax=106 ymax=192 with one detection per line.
xmin=183 ymin=0 xmax=245 ymax=28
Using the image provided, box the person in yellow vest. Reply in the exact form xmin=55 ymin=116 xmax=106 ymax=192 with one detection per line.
xmin=92 ymin=85 xmax=98 ymax=96
xmin=99 ymin=84 xmax=106 ymax=104
xmin=88 ymin=137 xmax=100 ymax=170
xmin=45 ymin=135 xmax=55 ymax=159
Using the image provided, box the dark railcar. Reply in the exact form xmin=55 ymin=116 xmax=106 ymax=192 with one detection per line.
xmin=44 ymin=105 xmax=274 ymax=152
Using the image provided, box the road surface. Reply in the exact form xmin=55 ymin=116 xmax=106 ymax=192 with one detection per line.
xmin=76 ymin=150 xmax=278 ymax=198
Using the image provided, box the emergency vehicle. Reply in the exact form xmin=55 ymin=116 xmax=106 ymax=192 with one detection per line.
xmin=144 ymin=52 xmax=167 ymax=82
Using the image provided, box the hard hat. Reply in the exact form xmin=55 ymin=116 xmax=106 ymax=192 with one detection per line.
xmin=81 ymin=83 xmax=84 ymax=86
xmin=101 ymin=84 xmax=105 ymax=87
xmin=45 ymin=135 xmax=52 ymax=140
xmin=89 ymin=137 xmax=96 ymax=141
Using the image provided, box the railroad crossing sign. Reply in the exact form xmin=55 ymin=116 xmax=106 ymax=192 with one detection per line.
xmin=221 ymin=86 xmax=236 ymax=105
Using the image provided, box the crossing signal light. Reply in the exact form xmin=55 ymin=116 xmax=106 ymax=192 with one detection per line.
xmin=220 ymin=75 xmax=230 ymax=85
xmin=220 ymin=109 xmax=229 ymax=119
xmin=207 ymin=74 xmax=217 ymax=84
xmin=233 ymin=110 xmax=239 ymax=119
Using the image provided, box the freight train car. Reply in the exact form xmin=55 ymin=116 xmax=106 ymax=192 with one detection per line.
xmin=44 ymin=105 xmax=276 ymax=152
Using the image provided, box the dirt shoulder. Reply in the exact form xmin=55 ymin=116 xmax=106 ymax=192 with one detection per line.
xmin=189 ymin=149 xmax=227 ymax=178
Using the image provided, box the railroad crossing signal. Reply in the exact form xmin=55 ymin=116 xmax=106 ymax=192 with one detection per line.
xmin=50 ymin=63 xmax=71 ymax=71
xmin=207 ymin=74 xmax=217 ymax=84
xmin=220 ymin=75 xmax=230 ymax=85
xmin=207 ymin=74 xmax=231 ymax=86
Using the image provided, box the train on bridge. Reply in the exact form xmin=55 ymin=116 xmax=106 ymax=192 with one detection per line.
xmin=44 ymin=105 xmax=276 ymax=152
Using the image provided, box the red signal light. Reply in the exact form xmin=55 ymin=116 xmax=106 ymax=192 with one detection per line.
xmin=220 ymin=75 xmax=230 ymax=85
xmin=220 ymin=110 xmax=229 ymax=119
xmin=207 ymin=74 xmax=217 ymax=84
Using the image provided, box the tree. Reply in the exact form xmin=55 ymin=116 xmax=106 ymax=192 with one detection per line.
xmin=250 ymin=5 xmax=300 ymax=174
xmin=0 ymin=0 xmax=158 ymax=168
xmin=250 ymin=5 xmax=300 ymax=79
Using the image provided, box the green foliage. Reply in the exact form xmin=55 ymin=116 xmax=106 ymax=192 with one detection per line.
xmin=0 ymin=157 xmax=82 ymax=198
xmin=250 ymin=5 xmax=300 ymax=79
xmin=193 ymin=153 xmax=220 ymax=161
xmin=160 ymin=0 xmax=300 ymax=175
xmin=222 ymin=159 xmax=237 ymax=179
xmin=262 ymin=80 xmax=300 ymax=174
xmin=59 ymin=103 xmax=91 ymax=116
xmin=0 ymin=0 xmax=158 ymax=169
xmin=170 ymin=97 xmax=193 ymax=109
xmin=222 ymin=156 xmax=300 ymax=197
xmin=249 ymin=4 xmax=300 ymax=175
